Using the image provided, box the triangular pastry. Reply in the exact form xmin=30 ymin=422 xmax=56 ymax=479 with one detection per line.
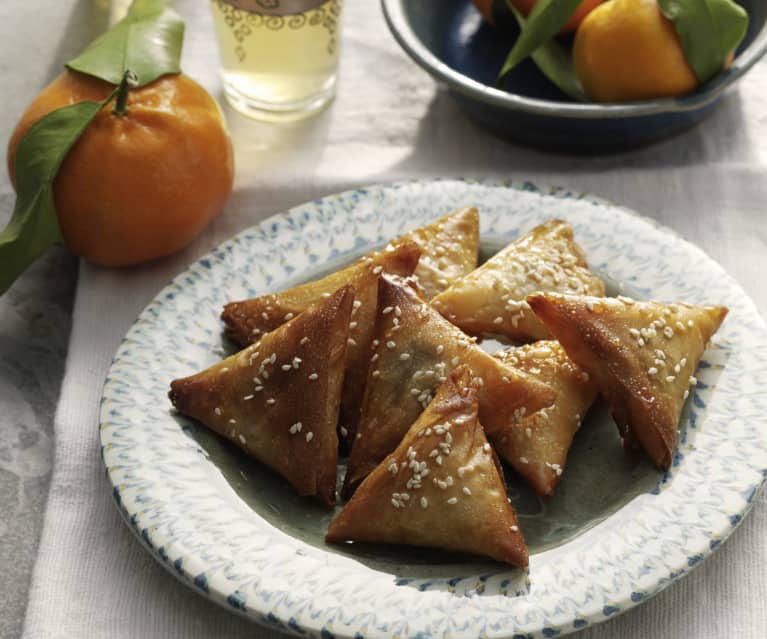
xmin=390 ymin=207 xmax=480 ymax=300
xmin=343 ymin=275 xmax=555 ymax=497
xmin=431 ymin=219 xmax=605 ymax=342
xmin=527 ymin=293 xmax=728 ymax=470
xmin=221 ymin=242 xmax=421 ymax=447
xmin=492 ymin=341 xmax=598 ymax=496
xmin=169 ymin=286 xmax=355 ymax=506
xmin=327 ymin=366 xmax=529 ymax=568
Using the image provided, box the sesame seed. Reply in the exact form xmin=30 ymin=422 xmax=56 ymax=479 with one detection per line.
xmin=353 ymin=300 xmax=362 ymax=309
xmin=436 ymin=345 xmax=444 ymax=355
xmin=300 ymin=336 xmax=310 ymax=345
xmin=450 ymin=356 xmax=460 ymax=366
xmin=689 ymin=376 xmax=698 ymax=385
xmin=519 ymin=456 xmax=529 ymax=464
xmin=221 ymin=367 xmax=229 ymax=373
xmin=340 ymin=426 xmax=348 ymax=437
xmin=281 ymin=364 xmax=292 ymax=371
xmin=388 ymin=461 xmax=398 ymax=474
xmin=238 ymin=434 xmax=246 ymax=445
xmin=683 ymin=389 xmax=690 ymax=400
xmin=372 ymin=266 xmax=383 ymax=274
xmin=391 ymin=498 xmax=400 ymax=508
xmin=436 ymin=456 xmax=443 ymax=466
xmin=525 ymin=427 xmax=532 ymax=438
xmin=372 ymin=370 xmax=380 ymax=378
xmin=308 ymin=373 xmax=319 ymax=380
xmin=462 ymin=487 xmax=472 ymax=496
xmin=511 ymin=525 xmax=519 ymax=532
xmin=420 ymin=497 xmax=428 ymax=509
xmin=664 ymin=327 xmax=675 ymax=339
xmin=447 ymin=497 xmax=458 ymax=505
xmin=674 ymin=364 xmax=681 ymax=373
xmin=493 ymin=316 xmax=503 ymax=325
xmin=347 ymin=338 xmax=357 ymax=346
xmin=266 ymin=398 xmax=276 ymax=405
xmin=395 ymin=306 xmax=402 ymax=317
xmin=687 ymin=320 xmax=694 ymax=327
xmin=229 ymin=418 xmax=237 ymax=424
xmin=386 ymin=341 xmax=396 ymax=349
xmin=305 ymin=432 xmax=314 ymax=442
xmin=400 ymin=353 xmax=411 ymax=361
xmin=638 ymin=338 xmax=645 ymax=346
xmin=261 ymin=312 xmax=269 ymax=321
xmin=648 ymin=367 xmax=658 ymax=375
xmin=382 ymin=306 xmax=393 ymax=315
xmin=214 ymin=407 xmax=223 ymax=416
xmin=243 ymin=394 xmax=254 ymax=400
xmin=680 ymin=357 xmax=688 ymax=367
xmin=666 ymin=375 xmax=676 ymax=383
xmin=254 ymin=386 xmax=264 ymax=392
xmin=629 ymin=328 xmax=640 ymax=337
xmin=349 ymin=321 xmax=358 ymax=329
xmin=284 ymin=313 xmax=294 ymax=321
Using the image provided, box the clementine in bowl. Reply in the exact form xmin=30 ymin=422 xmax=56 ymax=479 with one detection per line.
xmin=7 ymin=70 xmax=234 ymax=267
xmin=473 ymin=0 xmax=603 ymax=34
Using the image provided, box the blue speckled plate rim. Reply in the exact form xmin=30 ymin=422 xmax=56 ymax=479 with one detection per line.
xmin=381 ymin=0 xmax=767 ymax=119
xmin=99 ymin=177 xmax=767 ymax=639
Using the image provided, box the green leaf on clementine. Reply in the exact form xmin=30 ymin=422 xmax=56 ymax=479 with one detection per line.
xmin=659 ymin=0 xmax=748 ymax=84
xmin=0 ymin=100 xmax=106 ymax=295
xmin=497 ymin=0 xmax=585 ymax=85
xmin=67 ymin=0 xmax=184 ymax=87
xmin=507 ymin=4 xmax=587 ymax=101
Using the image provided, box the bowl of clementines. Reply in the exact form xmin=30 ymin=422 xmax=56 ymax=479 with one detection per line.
xmin=381 ymin=0 xmax=767 ymax=150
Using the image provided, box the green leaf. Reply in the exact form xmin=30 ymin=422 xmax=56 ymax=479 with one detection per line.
xmin=508 ymin=4 xmax=587 ymax=101
xmin=0 ymin=101 xmax=106 ymax=294
xmin=497 ymin=0 xmax=585 ymax=86
xmin=659 ymin=0 xmax=748 ymax=84
xmin=66 ymin=0 xmax=184 ymax=87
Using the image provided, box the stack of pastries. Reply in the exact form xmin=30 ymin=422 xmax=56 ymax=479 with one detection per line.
xmin=169 ymin=208 xmax=727 ymax=569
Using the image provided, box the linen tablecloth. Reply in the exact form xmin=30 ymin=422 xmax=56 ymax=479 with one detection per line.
xmin=11 ymin=1 xmax=767 ymax=637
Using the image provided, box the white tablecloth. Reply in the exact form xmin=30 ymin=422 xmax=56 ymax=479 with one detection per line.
xmin=17 ymin=1 xmax=767 ymax=637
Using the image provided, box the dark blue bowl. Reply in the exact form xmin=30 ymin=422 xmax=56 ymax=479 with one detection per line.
xmin=382 ymin=0 xmax=767 ymax=151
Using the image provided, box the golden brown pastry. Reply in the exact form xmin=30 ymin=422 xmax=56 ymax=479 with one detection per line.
xmin=431 ymin=219 xmax=605 ymax=342
xmin=527 ymin=293 xmax=728 ymax=470
xmin=327 ymin=366 xmax=528 ymax=568
xmin=343 ymin=275 xmax=555 ymax=497
xmin=169 ymin=286 xmax=354 ymax=506
xmin=492 ymin=341 xmax=598 ymax=496
xmin=221 ymin=242 xmax=421 ymax=447
xmin=390 ymin=207 xmax=480 ymax=300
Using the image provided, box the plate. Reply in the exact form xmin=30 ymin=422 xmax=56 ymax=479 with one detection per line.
xmin=101 ymin=179 xmax=767 ymax=638
xmin=381 ymin=0 xmax=767 ymax=151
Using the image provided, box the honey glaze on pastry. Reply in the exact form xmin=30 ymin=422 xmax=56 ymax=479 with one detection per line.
xmin=492 ymin=341 xmax=598 ymax=496
xmin=390 ymin=207 xmax=480 ymax=300
xmin=431 ymin=219 xmax=605 ymax=342
xmin=342 ymin=275 xmax=555 ymax=498
xmin=221 ymin=242 xmax=421 ymax=448
xmin=169 ymin=286 xmax=354 ymax=506
xmin=527 ymin=293 xmax=728 ymax=470
xmin=327 ymin=366 xmax=529 ymax=568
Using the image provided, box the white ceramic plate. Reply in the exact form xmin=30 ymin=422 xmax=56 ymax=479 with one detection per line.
xmin=100 ymin=179 xmax=767 ymax=638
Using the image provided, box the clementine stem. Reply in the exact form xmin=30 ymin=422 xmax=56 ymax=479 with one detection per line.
xmin=113 ymin=70 xmax=138 ymax=117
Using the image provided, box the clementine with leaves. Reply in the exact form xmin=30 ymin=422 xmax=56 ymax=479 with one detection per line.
xmin=7 ymin=69 xmax=234 ymax=267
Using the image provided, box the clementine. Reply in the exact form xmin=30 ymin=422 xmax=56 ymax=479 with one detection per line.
xmin=472 ymin=0 xmax=603 ymax=34
xmin=7 ymin=70 xmax=234 ymax=267
xmin=572 ymin=0 xmax=699 ymax=102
